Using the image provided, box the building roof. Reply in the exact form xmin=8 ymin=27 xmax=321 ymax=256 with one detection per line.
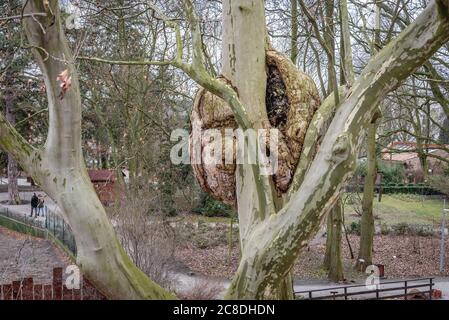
xmin=381 ymin=152 xmax=418 ymax=162
xmin=381 ymin=141 xmax=449 ymax=162
xmin=87 ymin=169 xmax=116 ymax=182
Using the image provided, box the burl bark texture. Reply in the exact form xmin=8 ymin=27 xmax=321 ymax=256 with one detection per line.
xmin=190 ymin=50 xmax=321 ymax=204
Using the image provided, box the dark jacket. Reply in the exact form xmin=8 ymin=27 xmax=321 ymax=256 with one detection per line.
xmin=31 ymin=195 xmax=39 ymax=208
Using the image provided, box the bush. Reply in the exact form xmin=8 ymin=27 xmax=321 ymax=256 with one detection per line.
xmin=378 ymin=161 xmax=406 ymax=184
xmin=391 ymin=222 xmax=409 ymax=235
xmin=349 ymin=220 xmax=361 ymax=235
xmin=381 ymin=183 xmax=441 ymax=195
xmin=390 ymin=223 xmax=434 ymax=236
xmin=110 ymin=189 xmax=177 ymax=291
xmin=380 ymin=223 xmax=390 ymax=235
xmin=177 ymin=278 xmax=224 ymax=300
xmin=193 ymin=193 xmax=234 ymax=217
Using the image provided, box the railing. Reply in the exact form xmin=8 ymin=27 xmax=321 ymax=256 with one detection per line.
xmin=295 ymin=278 xmax=434 ymax=300
xmin=0 ymin=206 xmax=77 ymax=258
xmin=44 ymin=209 xmax=77 ymax=257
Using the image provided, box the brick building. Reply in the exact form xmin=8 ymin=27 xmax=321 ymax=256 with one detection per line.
xmin=381 ymin=141 xmax=449 ymax=183
xmin=87 ymin=169 xmax=121 ymax=206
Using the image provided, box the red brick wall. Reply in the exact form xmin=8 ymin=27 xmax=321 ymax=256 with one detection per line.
xmin=0 ymin=268 xmax=106 ymax=300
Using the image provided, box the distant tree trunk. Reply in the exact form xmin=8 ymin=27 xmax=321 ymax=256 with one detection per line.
xmin=440 ymin=117 xmax=449 ymax=144
xmin=323 ymin=0 xmax=353 ymax=281
xmin=4 ymin=90 xmax=21 ymax=205
xmin=290 ymin=0 xmax=299 ymax=64
xmin=355 ymin=121 xmax=377 ymax=271
xmin=324 ymin=197 xmax=344 ymax=282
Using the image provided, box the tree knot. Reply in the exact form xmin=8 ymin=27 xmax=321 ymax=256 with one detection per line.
xmin=331 ymin=133 xmax=351 ymax=164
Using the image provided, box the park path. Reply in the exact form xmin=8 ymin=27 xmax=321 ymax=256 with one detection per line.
xmin=0 ymin=191 xmax=61 ymax=224
xmin=174 ymin=272 xmax=449 ymax=300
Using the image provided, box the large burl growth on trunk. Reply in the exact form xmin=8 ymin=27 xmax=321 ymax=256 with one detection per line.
xmin=190 ymin=50 xmax=321 ymax=205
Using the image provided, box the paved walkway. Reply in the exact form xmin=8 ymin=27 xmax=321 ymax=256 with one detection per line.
xmin=0 ymin=192 xmax=60 ymax=225
xmin=293 ymin=277 xmax=449 ymax=300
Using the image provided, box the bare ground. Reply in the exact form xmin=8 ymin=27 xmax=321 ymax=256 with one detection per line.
xmin=0 ymin=226 xmax=70 ymax=284
xmin=175 ymin=234 xmax=449 ymax=281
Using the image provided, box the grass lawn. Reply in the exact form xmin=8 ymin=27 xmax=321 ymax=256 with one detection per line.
xmin=180 ymin=193 xmax=446 ymax=228
xmin=345 ymin=193 xmax=446 ymax=227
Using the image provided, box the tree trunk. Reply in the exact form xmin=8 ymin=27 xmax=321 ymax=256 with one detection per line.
xmin=0 ymin=0 xmax=175 ymax=300
xmin=221 ymin=0 xmax=294 ymax=299
xmin=355 ymin=121 xmax=377 ymax=271
xmin=4 ymin=91 xmax=21 ymax=205
xmin=291 ymin=0 xmax=299 ymax=64
xmin=324 ymin=197 xmax=344 ymax=282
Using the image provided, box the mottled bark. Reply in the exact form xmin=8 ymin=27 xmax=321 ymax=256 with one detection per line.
xmin=221 ymin=0 xmax=294 ymax=299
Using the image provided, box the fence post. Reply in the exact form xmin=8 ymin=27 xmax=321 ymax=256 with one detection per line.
xmin=429 ymin=278 xmax=433 ymax=300
xmin=404 ymin=281 xmax=408 ymax=300
xmin=344 ymin=287 xmax=348 ymax=300
xmin=376 ymin=285 xmax=379 ymax=299
xmin=62 ymin=221 xmax=65 ymax=245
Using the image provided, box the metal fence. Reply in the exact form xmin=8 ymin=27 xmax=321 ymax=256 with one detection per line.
xmin=0 ymin=206 xmax=77 ymax=257
xmin=45 ymin=209 xmax=77 ymax=256
xmin=295 ymin=278 xmax=434 ymax=300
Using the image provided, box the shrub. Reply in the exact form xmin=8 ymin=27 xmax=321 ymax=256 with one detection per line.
xmin=110 ymin=189 xmax=177 ymax=291
xmin=349 ymin=221 xmax=361 ymax=235
xmin=390 ymin=223 xmax=435 ymax=236
xmin=378 ymin=161 xmax=406 ymax=184
xmin=381 ymin=183 xmax=442 ymax=196
xmin=193 ymin=193 xmax=234 ymax=217
xmin=380 ymin=223 xmax=390 ymax=235
xmin=177 ymin=278 xmax=224 ymax=300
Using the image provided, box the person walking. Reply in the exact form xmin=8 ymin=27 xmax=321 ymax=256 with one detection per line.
xmin=30 ymin=193 xmax=38 ymax=217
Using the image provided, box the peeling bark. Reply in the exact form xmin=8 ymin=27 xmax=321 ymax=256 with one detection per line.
xmin=225 ymin=0 xmax=449 ymax=299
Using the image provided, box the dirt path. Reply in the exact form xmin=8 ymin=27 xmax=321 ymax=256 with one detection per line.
xmin=0 ymin=226 xmax=70 ymax=284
